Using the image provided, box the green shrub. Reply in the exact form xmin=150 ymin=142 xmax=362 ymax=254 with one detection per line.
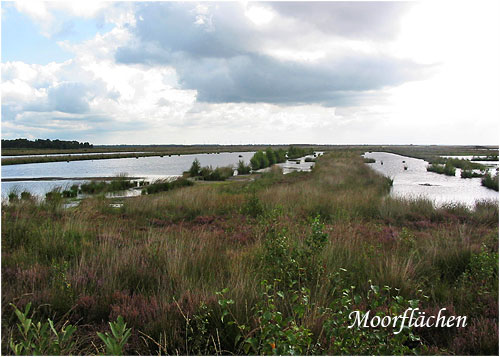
xmin=217 ymin=282 xmax=314 ymax=355
xmin=97 ymin=316 xmax=132 ymax=356
xmin=433 ymin=158 xmax=485 ymax=170
xmin=481 ymin=173 xmax=499 ymax=191
xmin=265 ymin=147 xmax=277 ymax=165
xmin=250 ymin=151 xmax=269 ymax=170
xmin=9 ymin=303 xmax=77 ymax=355
xmin=20 ymin=191 xmax=33 ymax=200
xmin=237 ymin=160 xmax=251 ymax=174
xmin=275 ymin=148 xmax=287 ymax=163
xmin=199 ymin=166 xmax=233 ymax=181
xmin=427 ymin=163 xmax=456 ymax=176
xmin=287 ymin=146 xmax=314 ymax=159
xmin=45 ymin=190 xmax=63 ymax=202
xmin=142 ymin=178 xmax=193 ymax=195
xmin=8 ymin=192 xmax=18 ymax=203
xmin=250 ymin=148 xmax=288 ymax=170
xmin=189 ymin=158 xmax=201 ymax=177
xmin=321 ymin=274 xmax=425 ymax=355
xmin=241 ymin=191 xmax=264 ymax=217
xmin=300 ymin=215 xmax=329 ymax=283
xmin=459 ymin=245 xmax=498 ymax=298
xmin=186 ymin=160 xmax=233 ymax=181
xmin=461 ymin=169 xmax=484 ymax=178
xmin=79 ymin=179 xmax=135 ymax=194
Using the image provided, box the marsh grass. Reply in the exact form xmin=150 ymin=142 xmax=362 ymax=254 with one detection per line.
xmin=482 ymin=172 xmax=499 ymax=191
xmin=461 ymin=169 xmax=485 ymax=179
xmin=2 ymin=152 xmax=498 ymax=355
xmin=141 ymin=177 xmax=193 ymax=195
xmin=80 ymin=179 xmax=135 ymax=194
xmin=427 ymin=162 xmax=457 ymax=176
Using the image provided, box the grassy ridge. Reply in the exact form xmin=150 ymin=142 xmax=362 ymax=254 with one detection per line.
xmin=2 ymin=152 xmax=498 ymax=355
xmin=2 ymin=151 xmax=247 ymax=166
xmin=3 ymin=144 xmax=498 ymax=166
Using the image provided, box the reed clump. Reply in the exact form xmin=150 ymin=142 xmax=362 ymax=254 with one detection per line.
xmin=461 ymin=169 xmax=485 ymax=179
xmin=481 ymin=172 xmax=499 ymax=191
xmin=141 ymin=177 xmax=193 ymax=195
xmin=427 ymin=162 xmax=457 ymax=176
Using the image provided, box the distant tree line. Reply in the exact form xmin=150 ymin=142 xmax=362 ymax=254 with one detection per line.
xmin=2 ymin=138 xmax=93 ymax=149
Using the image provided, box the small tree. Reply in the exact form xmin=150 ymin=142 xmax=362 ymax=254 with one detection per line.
xmin=189 ymin=159 xmax=201 ymax=177
xmin=276 ymin=149 xmax=286 ymax=163
xmin=257 ymin=151 xmax=269 ymax=169
xmin=237 ymin=160 xmax=251 ymax=174
xmin=250 ymin=154 xmax=261 ymax=170
xmin=265 ymin=147 xmax=276 ymax=165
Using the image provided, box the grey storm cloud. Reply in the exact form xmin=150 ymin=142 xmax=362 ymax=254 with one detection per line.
xmin=174 ymin=53 xmax=423 ymax=105
xmin=265 ymin=2 xmax=412 ymax=40
xmin=47 ymin=82 xmax=91 ymax=113
xmin=115 ymin=2 xmax=425 ymax=106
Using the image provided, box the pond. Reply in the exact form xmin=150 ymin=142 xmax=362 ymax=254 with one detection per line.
xmin=363 ymin=152 xmax=498 ymax=207
xmin=258 ymin=152 xmax=323 ymax=174
xmin=1 ymin=151 xmax=256 ymax=198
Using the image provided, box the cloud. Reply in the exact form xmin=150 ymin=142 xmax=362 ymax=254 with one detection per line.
xmin=266 ymin=2 xmax=411 ymax=40
xmin=4 ymin=1 xmax=497 ymax=145
xmin=47 ymin=82 xmax=91 ymax=113
xmin=11 ymin=1 xmax=128 ymax=38
xmin=115 ymin=2 xmax=426 ymax=106
xmin=1 ymin=24 xmax=196 ymax=142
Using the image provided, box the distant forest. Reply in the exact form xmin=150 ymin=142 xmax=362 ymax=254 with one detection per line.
xmin=1 ymin=138 xmax=93 ymax=149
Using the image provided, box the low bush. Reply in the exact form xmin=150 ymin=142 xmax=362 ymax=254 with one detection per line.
xmin=8 ymin=303 xmax=77 ymax=355
xmin=427 ymin=163 xmax=456 ymax=176
xmin=142 ymin=177 xmax=194 ymax=195
xmin=461 ymin=169 xmax=484 ymax=179
xmin=186 ymin=159 xmax=234 ymax=181
xmin=237 ymin=160 xmax=251 ymax=174
xmin=287 ymin=146 xmax=314 ymax=159
xmin=80 ymin=179 xmax=135 ymax=194
xmin=481 ymin=173 xmax=499 ymax=191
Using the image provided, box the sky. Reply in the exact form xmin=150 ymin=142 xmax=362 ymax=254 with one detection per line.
xmin=1 ymin=1 xmax=499 ymax=145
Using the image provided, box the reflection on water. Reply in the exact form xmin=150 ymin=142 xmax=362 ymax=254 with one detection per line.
xmin=2 ymin=151 xmax=256 ymax=198
xmin=2 ymin=151 xmax=256 ymax=179
xmin=2 ymin=180 xmax=89 ymax=200
xmin=254 ymin=153 xmax=323 ymax=174
xmin=1 ymin=151 xmax=323 ymax=199
xmin=277 ymin=152 xmax=323 ymax=174
xmin=364 ymin=152 xmax=499 ymax=207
